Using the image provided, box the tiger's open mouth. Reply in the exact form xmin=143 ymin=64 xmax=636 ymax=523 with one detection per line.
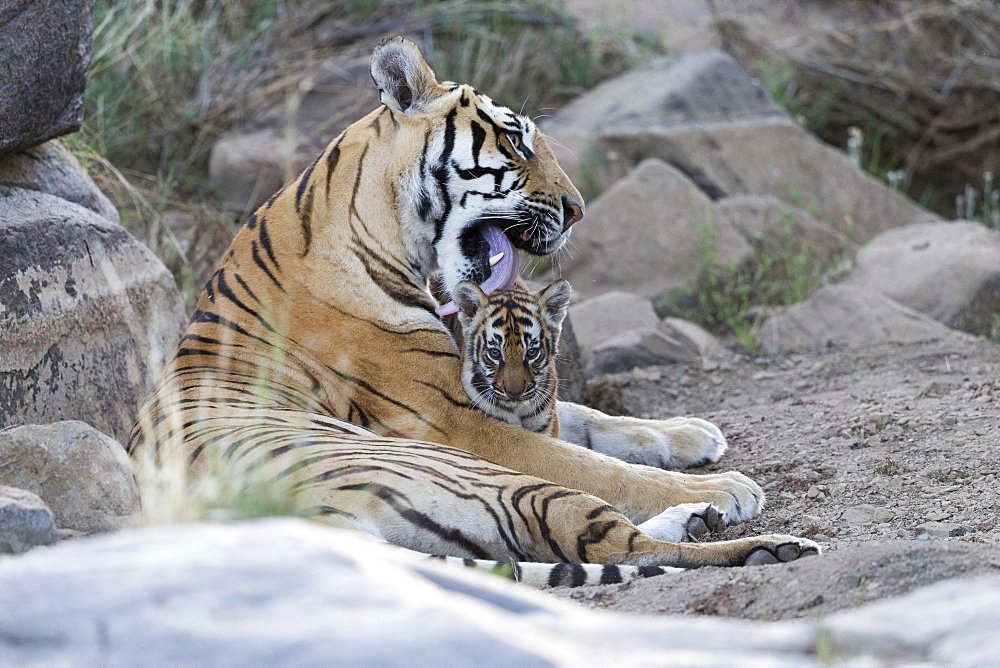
xmin=435 ymin=225 xmax=518 ymax=316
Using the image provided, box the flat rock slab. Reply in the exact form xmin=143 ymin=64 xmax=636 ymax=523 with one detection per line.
xmin=844 ymin=220 xmax=1000 ymax=330
xmin=0 ymin=519 xmax=821 ymax=665
xmin=550 ymin=539 xmax=1000 ymax=623
xmin=2 ymin=519 xmax=999 ymax=664
xmin=758 ymin=284 xmax=963 ymax=355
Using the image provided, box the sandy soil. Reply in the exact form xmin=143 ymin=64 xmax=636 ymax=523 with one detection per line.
xmin=548 ymin=337 xmax=1000 ymax=620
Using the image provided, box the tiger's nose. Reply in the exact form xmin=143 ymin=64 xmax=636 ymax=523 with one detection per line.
xmin=561 ymin=196 xmax=583 ymax=230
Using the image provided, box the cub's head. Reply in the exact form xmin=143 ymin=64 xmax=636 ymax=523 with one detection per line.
xmin=453 ymin=279 xmax=571 ymax=420
xmin=369 ymin=37 xmax=583 ymax=311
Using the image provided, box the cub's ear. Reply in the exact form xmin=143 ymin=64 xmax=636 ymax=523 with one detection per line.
xmin=454 ymin=281 xmax=487 ymax=319
xmin=540 ymin=279 xmax=572 ymax=328
xmin=370 ymin=36 xmax=442 ymax=115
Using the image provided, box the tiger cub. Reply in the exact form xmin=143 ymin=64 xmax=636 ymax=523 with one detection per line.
xmin=451 ymin=279 xmax=571 ymax=436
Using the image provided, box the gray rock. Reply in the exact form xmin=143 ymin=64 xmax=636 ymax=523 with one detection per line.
xmin=568 ymin=290 xmax=662 ymax=351
xmin=543 ymin=51 xmax=937 ymax=244
xmin=0 ymin=519 xmax=819 ymax=665
xmin=0 ymin=0 xmax=95 ymax=154
xmin=826 ymin=575 xmax=1000 ymax=664
xmin=844 ymin=220 xmax=1000 ymax=332
xmin=758 ymin=284 xmax=962 ymax=355
xmin=552 ymin=159 xmax=753 ymax=299
xmin=718 ymin=194 xmax=853 ymax=264
xmin=587 ymin=326 xmax=701 ymax=376
xmin=916 ymin=522 xmax=966 ymax=538
xmin=0 ymin=142 xmax=119 ymax=223
xmin=0 ymin=155 xmax=185 ymax=442
xmin=0 ymin=422 xmax=138 ymax=534
xmin=0 ymin=485 xmax=56 ymax=553
xmin=208 ymin=130 xmax=292 ymax=215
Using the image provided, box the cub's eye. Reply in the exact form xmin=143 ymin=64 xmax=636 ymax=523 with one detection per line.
xmin=486 ymin=346 xmax=503 ymax=363
xmin=525 ymin=346 xmax=541 ymax=362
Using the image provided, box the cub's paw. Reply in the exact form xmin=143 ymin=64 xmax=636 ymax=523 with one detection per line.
xmin=742 ymin=536 xmax=821 ymax=566
xmin=638 ymin=502 xmax=727 ymax=543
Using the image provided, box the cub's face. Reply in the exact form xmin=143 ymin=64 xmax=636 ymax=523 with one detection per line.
xmin=453 ymin=280 xmax=571 ymax=419
xmin=370 ymin=37 xmax=584 ymax=301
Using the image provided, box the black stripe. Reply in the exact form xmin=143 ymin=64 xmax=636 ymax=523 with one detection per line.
xmin=325 ymin=136 xmax=343 ymax=195
xmin=258 ymin=216 xmax=281 ymax=272
xmin=637 ymin=566 xmax=666 ymax=579
xmin=430 ymin=110 xmax=457 ymax=243
xmin=548 ymin=563 xmax=567 ymax=587
xmin=300 ymin=184 xmax=315 ymax=256
xmin=600 ymin=564 xmax=623 ymax=585
xmin=251 ymin=241 xmax=285 ymax=292
xmin=296 ymin=153 xmax=321 ymax=213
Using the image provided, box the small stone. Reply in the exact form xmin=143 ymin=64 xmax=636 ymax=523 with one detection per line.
xmin=866 ymin=411 xmax=892 ymax=430
xmin=0 ymin=485 xmax=57 ymax=554
xmin=806 ymin=485 xmax=825 ymax=499
xmin=881 ymin=477 xmax=905 ymax=491
xmin=872 ymin=507 xmax=896 ymax=523
xmin=941 ymin=416 xmax=958 ymax=426
xmin=917 ymin=521 xmax=966 ymax=537
xmin=926 ymin=510 xmax=951 ymax=522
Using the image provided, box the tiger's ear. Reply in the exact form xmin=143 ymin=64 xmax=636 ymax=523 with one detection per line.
xmin=454 ymin=281 xmax=487 ymax=319
xmin=539 ymin=280 xmax=572 ymax=328
xmin=370 ymin=36 xmax=441 ymax=115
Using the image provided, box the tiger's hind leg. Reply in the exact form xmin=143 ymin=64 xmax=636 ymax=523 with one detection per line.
xmin=280 ymin=430 xmax=818 ymax=571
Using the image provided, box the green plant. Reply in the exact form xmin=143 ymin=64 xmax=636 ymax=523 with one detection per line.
xmin=656 ymin=215 xmax=831 ymax=352
xmin=756 ymin=57 xmax=840 ymax=134
xmin=956 ymin=172 xmax=1000 ymax=229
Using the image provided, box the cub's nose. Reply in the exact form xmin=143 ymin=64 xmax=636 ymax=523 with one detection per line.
xmin=561 ymin=195 xmax=583 ymax=230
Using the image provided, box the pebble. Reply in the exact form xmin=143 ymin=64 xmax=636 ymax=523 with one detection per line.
xmin=925 ymin=510 xmax=951 ymax=522
xmin=866 ymin=411 xmax=892 ymax=430
xmin=842 ymin=505 xmax=895 ymax=526
xmin=916 ymin=521 xmax=966 ymax=537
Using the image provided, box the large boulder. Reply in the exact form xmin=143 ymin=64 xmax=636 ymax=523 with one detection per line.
xmin=758 ymin=284 xmax=963 ymax=355
xmin=568 ymin=291 xmax=717 ymax=375
xmin=543 ymin=51 xmax=938 ymax=244
xmin=0 ymin=485 xmax=56 ymax=554
xmin=0 ymin=422 xmax=138 ymax=534
xmin=0 ymin=145 xmax=186 ymax=443
xmin=843 ymin=220 xmax=1000 ymax=334
xmin=0 ymin=0 xmax=95 ymax=154
xmin=554 ymin=158 xmax=753 ymax=299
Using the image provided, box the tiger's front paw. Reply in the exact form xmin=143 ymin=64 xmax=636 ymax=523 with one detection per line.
xmin=688 ymin=471 xmax=765 ymax=524
xmin=593 ymin=416 xmax=727 ymax=469
xmin=637 ymin=502 xmax=727 ymax=543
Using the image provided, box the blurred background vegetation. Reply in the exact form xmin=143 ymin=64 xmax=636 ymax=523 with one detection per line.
xmin=73 ymin=0 xmax=1000 ymax=345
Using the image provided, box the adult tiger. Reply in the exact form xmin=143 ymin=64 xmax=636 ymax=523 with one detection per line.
xmin=129 ymin=36 xmax=817 ymax=584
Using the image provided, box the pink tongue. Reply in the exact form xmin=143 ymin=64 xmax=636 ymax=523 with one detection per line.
xmin=435 ymin=225 xmax=517 ymax=316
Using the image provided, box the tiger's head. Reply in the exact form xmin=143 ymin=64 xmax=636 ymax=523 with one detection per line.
xmin=369 ymin=37 xmax=583 ymax=314
xmin=453 ymin=279 xmax=571 ymax=425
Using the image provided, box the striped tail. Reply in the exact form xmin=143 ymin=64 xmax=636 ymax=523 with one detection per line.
xmin=427 ymin=555 xmax=686 ymax=587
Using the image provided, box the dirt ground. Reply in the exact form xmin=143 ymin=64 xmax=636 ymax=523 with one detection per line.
xmin=547 ymin=336 xmax=1000 ymax=620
